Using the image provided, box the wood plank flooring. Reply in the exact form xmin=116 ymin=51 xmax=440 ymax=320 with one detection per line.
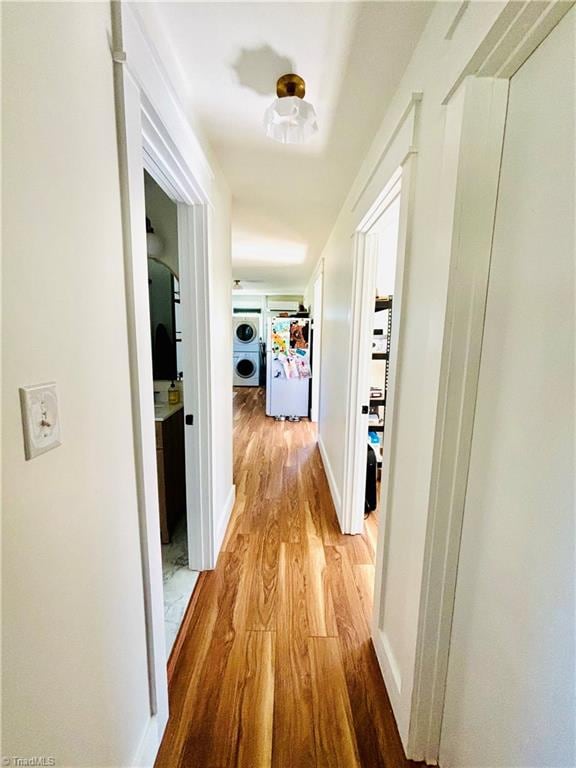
xmin=155 ymin=387 xmax=417 ymax=768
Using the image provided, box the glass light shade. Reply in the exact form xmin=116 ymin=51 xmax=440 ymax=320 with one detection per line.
xmin=147 ymin=231 xmax=163 ymax=257
xmin=264 ymin=96 xmax=318 ymax=144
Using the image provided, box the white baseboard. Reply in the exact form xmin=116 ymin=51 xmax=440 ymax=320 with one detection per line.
xmin=132 ymin=715 xmax=162 ymax=768
xmin=214 ymin=484 xmax=236 ymax=559
xmin=372 ymin=627 xmax=408 ymax=747
xmin=318 ymin=433 xmax=342 ymax=522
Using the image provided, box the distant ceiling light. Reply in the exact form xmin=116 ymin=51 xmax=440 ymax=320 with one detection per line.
xmin=264 ymin=74 xmax=318 ymax=145
xmin=146 ymin=217 xmax=163 ymax=257
xmin=233 ymin=239 xmax=307 ymax=265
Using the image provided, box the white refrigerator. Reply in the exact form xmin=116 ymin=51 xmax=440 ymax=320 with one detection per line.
xmin=266 ymin=316 xmax=311 ymax=418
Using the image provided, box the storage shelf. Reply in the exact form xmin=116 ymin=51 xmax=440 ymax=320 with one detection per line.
xmin=375 ymin=297 xmax=392 ymax=312
xmin=368 ymin=296 xmax=392 ymax=478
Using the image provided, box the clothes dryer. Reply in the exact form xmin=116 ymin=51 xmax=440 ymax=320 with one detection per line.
xmin=233 ymin=350 xmax=260 ymax=386
xmin=233 ymin=317 xmax=260 ymax=351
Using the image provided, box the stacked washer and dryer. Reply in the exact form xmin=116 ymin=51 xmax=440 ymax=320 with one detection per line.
xmin=233 ymin=316 xmax=261 ymax=386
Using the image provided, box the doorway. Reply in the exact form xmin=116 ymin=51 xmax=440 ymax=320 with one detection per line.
xmin=364 ymin=188 xmax=401 ymax=548
xmin=143 ymin=171 xmax=199 ymax=656
xmin=343 ymin=167 xmax=403 ymax=538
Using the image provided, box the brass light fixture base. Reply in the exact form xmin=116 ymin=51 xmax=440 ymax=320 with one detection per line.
xmin=276 ymin=74 xmax=306 ymax=99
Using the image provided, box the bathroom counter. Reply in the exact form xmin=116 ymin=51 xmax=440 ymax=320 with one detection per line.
xmin=154 ymin=402 xmax=184 ymax=422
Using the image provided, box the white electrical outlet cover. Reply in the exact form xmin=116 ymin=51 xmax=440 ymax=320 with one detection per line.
xmin=19 ymin=382 xmax=62 ymax=460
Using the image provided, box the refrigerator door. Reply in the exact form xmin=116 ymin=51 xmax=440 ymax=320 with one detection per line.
xmin=267 ymin=355 xmax=310 ymax=416
xmin=266 ymin=317 xmax=311 ymax=417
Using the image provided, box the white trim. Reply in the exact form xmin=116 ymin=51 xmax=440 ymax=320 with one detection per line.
xmin=357 ymin=168 xmax=403 ymax=233
xmin=215 ymin=484 xmax=237 ymax=555
xmin=112 ymin=5 xmax=167 ymax=725
xmin=318 ymin=433 xmax=342 ymax=521
xmin=342 ymin=175 xmax=403 ymax=536
xmin=371 ymin=152 xmax=417 ymax=743
xmin=177 ymin=204 xmax=215 ymax=570
xmin=444 ymin=1 xmax=470 ymax=40
xmin=408 ymin=76 xmax=509 ymax=764
xmin=364 ymin=9 xmax=565 ymax=755
xmin=442 ymin=0 xmax=574 ymax=103
xmin=351 ymin=92 xmax=421 ymax=213
xmin=121 ymin=3 xmax=214 ymax=198
xmin=141 ymin=95 xmax=207 ymax=205
xmin=132 ymin=716 xmax=162 ymax=768
xmin=111 ymin=1 xmax=224 ymax=758
xmin=403 ymin=9 xmax=575 ymax=762
xmin=341 ymin=96 xmax=419 ymax=539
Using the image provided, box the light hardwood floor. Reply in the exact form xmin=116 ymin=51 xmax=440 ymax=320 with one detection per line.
xmin=156 ymin=387 xmax=418 ymax=768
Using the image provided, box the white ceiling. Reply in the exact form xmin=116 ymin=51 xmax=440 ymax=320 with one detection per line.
xmin=134 ymin=2 xmax=433 ymax=293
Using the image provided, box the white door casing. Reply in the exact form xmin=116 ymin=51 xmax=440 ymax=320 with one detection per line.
xmin=111 ymin=2 xmax=220 ymax=763
xmin=177 ymin=204 xmax=215 ymax=571
xmin=407 ymin=4 xmax=575 ymax=761
xmin=341 ymin=94 xmax=419 ymax=538
xmin=440 ymin=10 xmax=575 ymax=765
xmin=362 ymin=5 xmax=573 ymax=760
xmin=407 ymin=75 xmax=509 ymax=763
xmin=346 ymin=171 xmax=402 ymax=537
xmin=370 ymin=152 xmax=418 ymax=739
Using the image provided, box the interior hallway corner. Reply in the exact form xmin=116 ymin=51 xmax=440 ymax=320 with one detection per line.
xmin=155 ymin=386 xmax=406 ymax=768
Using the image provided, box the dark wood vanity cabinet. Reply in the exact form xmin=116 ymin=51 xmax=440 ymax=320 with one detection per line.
xmin=155 ymin=408 xmax=186 ymax=544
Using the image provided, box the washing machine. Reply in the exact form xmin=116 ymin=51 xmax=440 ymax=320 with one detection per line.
xmin=233 ymin=351 xmax=260 ymax=386
xmin=233 ymin=316 xmax=260 ymax=351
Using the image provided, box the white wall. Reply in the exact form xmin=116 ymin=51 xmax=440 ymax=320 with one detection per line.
xmin=316 ymin=0 xmax=510 ymax=747
xmin=440 ymin=10 xmax=575 ymax=767
xmin=144 ymin=171 xmax=179 ymax=277
xmin=2 ymin=3 xmax=151 ymax=764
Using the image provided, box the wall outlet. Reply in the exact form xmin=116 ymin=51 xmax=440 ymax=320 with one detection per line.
xmin=19 ymin=382 xmax=62 ymax=460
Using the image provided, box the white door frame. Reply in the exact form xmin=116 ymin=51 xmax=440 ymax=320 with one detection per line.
xmin=111 ymin=2 xmax=217 ymax=760
xmin=407 ymin=5 xmax=575 ymax=761
xmin=406 ymin=76 xmax=509 ymax=763
xmin=176 ymin=204 xmax=215 ymax=571
xmin=341 ymin=91 xmax=422 ymax=539
xmin=342 ymin=169 xmax=403 ymax=535
xmin=362 ymin=5 xmax=571 ymax=763
xmin=142 ymin=105 xmax=215 ymax=573
xmin=341 ymin=71 xmax=507 ymax=767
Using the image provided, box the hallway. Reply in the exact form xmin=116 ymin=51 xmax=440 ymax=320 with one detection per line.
xmin=156 ymin=387 xmax=411 ymax=768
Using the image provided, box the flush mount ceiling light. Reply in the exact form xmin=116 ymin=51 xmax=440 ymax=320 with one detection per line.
xmin=264 ymin=74 xmax=318 ymax=145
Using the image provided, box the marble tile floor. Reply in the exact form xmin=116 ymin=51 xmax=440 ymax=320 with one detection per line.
xmin=161 ymin=517 xmax=199 ymax=655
